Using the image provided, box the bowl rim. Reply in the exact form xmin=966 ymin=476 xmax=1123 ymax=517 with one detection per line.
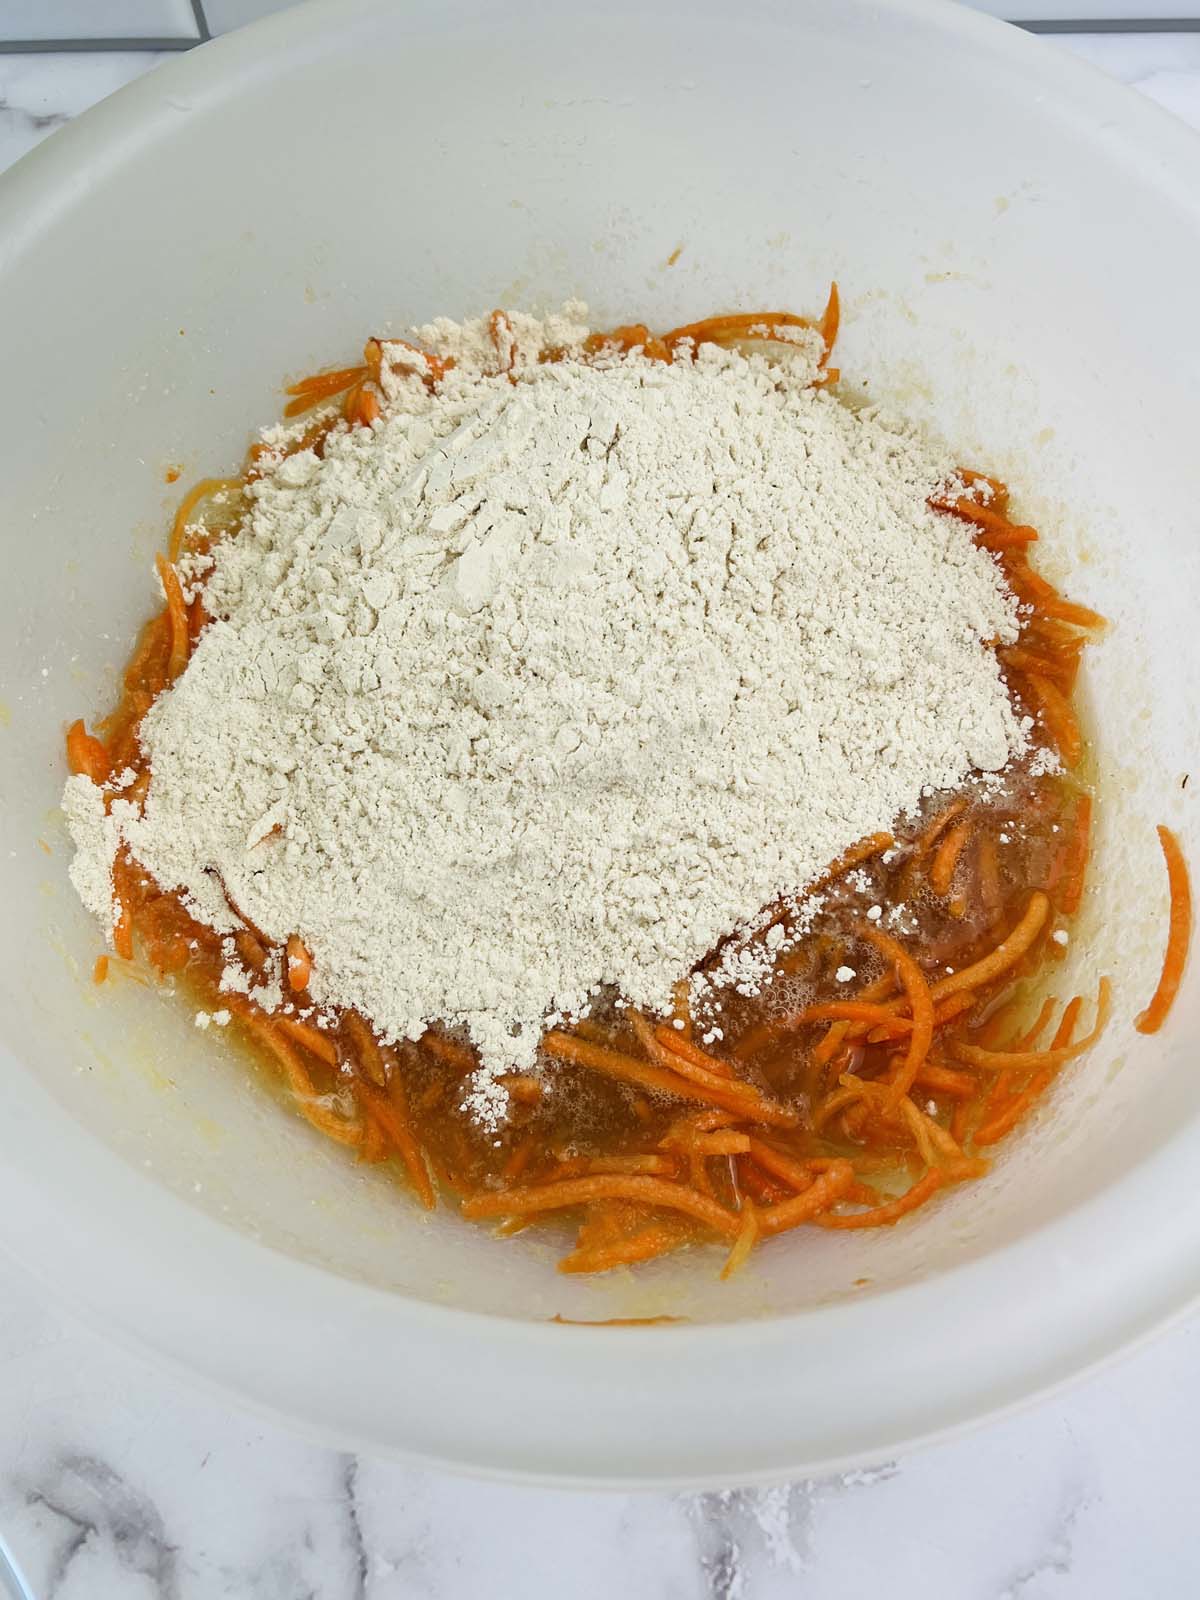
xmin=2 ymin=0 xmax=1200 ymax=1485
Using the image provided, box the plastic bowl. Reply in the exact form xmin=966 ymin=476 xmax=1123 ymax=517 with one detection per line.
xmin=0 ymin=0 xmax=1197 ymax=1486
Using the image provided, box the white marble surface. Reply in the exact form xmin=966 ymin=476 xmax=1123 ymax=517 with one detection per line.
xmin=3 ymin=25 xmax=1200 ymax=1600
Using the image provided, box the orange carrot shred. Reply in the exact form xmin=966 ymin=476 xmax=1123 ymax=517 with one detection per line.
xmin=285 ymin=364 xmax=368 ymax=400
xmin=285 ymin=934 xmax=312 ymax=992
xmin=65 ymin=719 xmax=111 ymax=785
xmin=929 ymin=819 xmax=970 ymax=896
xmin=559 ymin=1226 xmax=683 ymax=1275
xmin=1038 ymin=597 xmax=1105 ymax=629
xmin=721 ymin=1197 xmax=759 ymax=1279
xmin=931 ymin=893 xmax=1050 ymax=1003
xmin=275 ymin=1014 xmax=338 ymax=1067
xmin=1136 ymin=825 xmax=1192 ymax=1035
xmin=653 ymin=1025 xmax=736 ymax=1079
xmin=820 ymin=281 xmax=840 ymax=363
xmin=168 ymin=477 xmax=237 ymax=562
xmin=862 ymin=924 xmax=935 ymax=1111
xmin=813 ymin=1168 xmax=943 ymax=1229
xmin=1024 ymin=672 xmax=1083 ymax=768
xmin=110 ymin=850 xmax=135 ymax=961
xmin=967 ymin=979 xmax=1112 ymax=1146
xmin=917 ymin=797 xmax=967 ymax=855
xmin=154 ymin=553 xmax=190 ymax=682
xmin=358 ymin=1076 xmax=435 ymax=1209
xmin=756 ymin=1162 xmax=856 ymax=1236
xmin=463 ymin=1174 xmax=741 ymax=1239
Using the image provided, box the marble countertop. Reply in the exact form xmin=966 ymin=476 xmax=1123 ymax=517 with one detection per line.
xmin=3 ymin=22 xmax=1200 ymax=1600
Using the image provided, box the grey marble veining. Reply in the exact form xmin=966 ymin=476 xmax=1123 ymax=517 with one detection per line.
xmin=2 ymin=28 xmax=1200 ymax=1600
xmin=0 ymin=52 xmax=167 ymax=170
xmin=4 ymin=1249 xmax=1200 ymax=1598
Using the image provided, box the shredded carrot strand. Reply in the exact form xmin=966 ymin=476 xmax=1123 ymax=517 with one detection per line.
xmin=559 ymin=1227 xmax=683 ymax=1275
xmin=865 ymin=991 xmax=975 ymax=1042
xmin=240 ymin=1013 xmax=363 ymax=1148
xmin=658 ymin=1110 xmax=739 ymax=1153
xmin=168 ymin=477 xmax=237 ymax=562
xmin=999 ymin=645 xmax=1076 ymax=690
xmin=357 ymin=1075 xmax=435 ymax=1208
xmin=800 ymin=979 xmax=900 ymax=1064
xmin=1013 ymin=993 xmax=1058 ymax=1052
xmin=502 ymin=1136 xmax=537 ymax=1182
xmin=952 ymin=976 xmax=1110 ymax=1075
xmin=744 ymin=1138 xmax=825 ymax=1193
xmin=358 ymin=1104 xmax=388 ymax=1164
xmin=756 ymin=1161 xmax=856 ymax=1236
xmin=962 ymin=982 xmax=1111 ymax=1147
xmin=653 ymin=1025 xmax=736 ymax=1079
xmin=721 ymin=1197 xmax=759 ymax=1279
xmin=815 ymin=830 xmax=895 ymax=890
xmin=917 ymin=797 xmax=967 ymax=855
xmin=275 ymin=1013 xmax=338 ymax=1067
xmin=463 ymin=1174 xmax=741 ymax=1239
xmin=661 ymin=309 xmax=816 ymax=351
xmin=629 ymin=1012 xmax=743 ymax=1091
xmin=499 ymin=1072 xmax=543 ymax=1106
xmin=911 ymin=1062 xmax=977 ymax=1100
xmin=949 ymin=500 xmax=1039 ymax=550
xmin=110 ymin=850 xmax=135 ymax=961
xmin=931 ymin=893 xmax=1050 ymax=1003
xmin=1136 ymin=825 xmax=1192 ymax=1035
xmin=283 ymin=364 xmax=368 ymax=415
xmin=154 ymin=553 xmax=190 ymax=682
xmin=813 ymin=1168 xmax=943 ymax=1229
xmin=692 ymin=1131 xmax=751 ymax=1156
xmin=1050 ymin=996 xmax=1083 ymax=1052
xmin=285 ymin=934 xmax=312 ymax=992
xmin=544 ymin=1027 xmax=725 ymax=1099
xmin=92 ymin=954 xmax=109 ymax=984
xmin=1039 ymin=597 xmax=1105 ymax=629
xmin=820 ymin=281 xmax=840 ymax=363
xmin=811 ymin=1020 xmax=853 ymax=1067
xmin=583 ymin=1154 xmax=677 ymax=1176
xmin=1023 ymin=672 xmax=1083 ymax=768
xmin=929 ymin=819 xmax=970 ymax=897
xmin=418 ymin=1031 xmax=476 ymax=1071
xmin=65 ymin=719 xmax=111 ymax=785
xmin=342 ymin=1010 xmax=387 ymax=1087
xmin=862 ymin=924 xmax=935 ymax=1110
xmin=377 ymin=339 xmax=454 ymax=385
xmin=614 ymin=1017 xmax=793 ymax=1120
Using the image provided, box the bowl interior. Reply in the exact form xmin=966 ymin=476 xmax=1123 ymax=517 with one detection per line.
xmin=1 ymin=0 xmax=1198 ymax=1475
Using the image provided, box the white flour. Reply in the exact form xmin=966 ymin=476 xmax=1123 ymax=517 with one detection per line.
xmin=64 ymin=307 xmax=1023 ymax=1085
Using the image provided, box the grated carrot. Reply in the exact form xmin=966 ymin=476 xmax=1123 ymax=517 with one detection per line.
xmin=813 ymin=1168 xmax=943 ymax=1229
xmin=1136 ymin=825 xmax=1192 ymax=1035
xmin=929 ymin=819 xmax=970 ymax=897
xmin=862 ymin=924 xmax=935 ymax=1111
xmin=463 ymin=1174 xmax=741 ymax=1239
xmin=154 ymin=553 xmax=190 ymax=682
xmin=65 ymin=719 xmax=111 ymax=785
xmin=285 ymin=934 xmax=312 ymax=992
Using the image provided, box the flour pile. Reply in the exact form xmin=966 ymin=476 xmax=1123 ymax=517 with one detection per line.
xmin=64 ymin=306 xmax=1024 ymax=1074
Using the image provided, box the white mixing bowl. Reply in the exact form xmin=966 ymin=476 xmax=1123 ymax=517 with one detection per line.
xmin=0 ymin=0 xmax=1197 ymax=1485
